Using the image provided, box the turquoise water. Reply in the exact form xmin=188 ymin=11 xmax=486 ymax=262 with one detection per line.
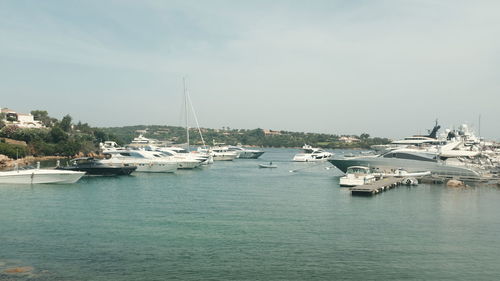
xmin=1 ymin=148 xmax=500 ymax=280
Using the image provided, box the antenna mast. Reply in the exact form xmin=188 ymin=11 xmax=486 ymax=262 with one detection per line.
xmin=478 ymin=114 xmax=481 ymax=139
xmin=184 ymin=77 xmax=190 ymax=151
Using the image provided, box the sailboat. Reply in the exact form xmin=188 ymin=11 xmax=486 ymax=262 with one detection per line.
xmin=181 ymin=77 xmax=214 ymax=164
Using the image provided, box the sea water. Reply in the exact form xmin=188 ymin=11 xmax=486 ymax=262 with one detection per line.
xmin=1 ymin=148 xmax=499 ymax=280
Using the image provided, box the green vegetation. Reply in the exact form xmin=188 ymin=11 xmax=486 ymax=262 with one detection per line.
xmin=0 ymin=110 xmax=120 ymax=157
xmin=0 ymin=139 xmax=28 ymax=159
xmin=101 ymin=125 xmax=391 ymax=149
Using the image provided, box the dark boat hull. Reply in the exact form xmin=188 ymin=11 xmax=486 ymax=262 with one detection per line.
xmin=57 ymin=166 xmax=136 ymax=176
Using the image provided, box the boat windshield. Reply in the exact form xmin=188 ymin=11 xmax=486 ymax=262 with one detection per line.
xmin=347 ymin=167 xmax=369 ymax=174
xmin=380 ymin=151 xmax=436 ymax=162
xmin=119 ymin=152 xmax=145 ymax=158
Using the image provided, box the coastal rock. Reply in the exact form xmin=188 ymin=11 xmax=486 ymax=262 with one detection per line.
xmin=3 ymin=266 xmax=34 ymax=274
xmin=447 ymin=179 xmax=465 ymax=187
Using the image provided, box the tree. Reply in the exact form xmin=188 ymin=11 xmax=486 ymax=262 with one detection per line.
xmin=360 ymin=133 xmax=370 ymax=140
xmin=31 ymin=110 xmax=54 ymax=127
xmin=59 ymin=114 xmax=72 ymax=132
xmin=0 ymin=113 xmax=5 ymax=128
xmin=50 ymin=127 xmax=68 ymax=143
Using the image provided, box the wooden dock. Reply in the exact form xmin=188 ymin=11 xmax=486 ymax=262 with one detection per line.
xmin=351 ymin=177 xmax=403 ymax=195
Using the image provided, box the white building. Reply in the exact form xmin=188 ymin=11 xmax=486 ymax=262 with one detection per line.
xmin=339 ymin=136 xmax=360 ymax=143
xmin=1 ymin=108 xmax=45 ymax=128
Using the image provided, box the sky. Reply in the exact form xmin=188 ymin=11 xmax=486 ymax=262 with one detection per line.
xmin=0 ymin=0 xmax=499 ymax=139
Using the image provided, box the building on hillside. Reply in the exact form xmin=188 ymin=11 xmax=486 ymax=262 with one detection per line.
xmin=0 ymin=108 xmax=44 ymax=128
xmin=263 ymin=129 xmax=281 ymax=136
xmin=339 ymin=136 xmax=360 ymax=143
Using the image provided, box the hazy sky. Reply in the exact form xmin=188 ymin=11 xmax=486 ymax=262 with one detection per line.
xmin=1 ymin=0 xmax=499 ymax=139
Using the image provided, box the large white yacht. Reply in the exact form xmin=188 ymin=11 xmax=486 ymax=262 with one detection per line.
xmin=128 ymin=134 xmax=166 ymax=148
xmin=0 ymin=163 xmax=85 ymax=184
xmin=153 ymin=147 xmax=204 ymax=169
xmin=103 ymin=150 xmax=177 ymax=173
xmin=292 ymin=144 xmax=333 ymax=162
xmin=329 ymin=146 xmax=484 ymax=178
xmin=228 ymin=145 xmax=265 ymax=159
xmin=371 ymin=121 xmax=444 ymax=152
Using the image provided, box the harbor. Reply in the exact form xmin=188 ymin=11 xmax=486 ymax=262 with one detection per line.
xmin=2 ymin=1 xmax=500 ymax=280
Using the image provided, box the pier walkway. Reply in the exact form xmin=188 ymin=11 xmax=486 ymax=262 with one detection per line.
xmin=351 ymin=177 xmax=403 ymax=195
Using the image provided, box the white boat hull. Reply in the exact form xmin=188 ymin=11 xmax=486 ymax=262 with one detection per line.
xmin=0 ymin=169 xmax=85 ymax=184
xmin=339 ymin=177 xmax=376 ymax=187
xmin=177 ymin=160 xmax=201 ymax=169
xmin=293 ymin=154 xmax=332 ymax=162
xmin=133 ymin=162 xmax=177 ymax=173
xmin=213 ymin=153 xmax=238 ymax=161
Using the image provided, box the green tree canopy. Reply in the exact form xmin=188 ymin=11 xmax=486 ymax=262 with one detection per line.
xmin=59 ymin=114 xmax=72 ymax=132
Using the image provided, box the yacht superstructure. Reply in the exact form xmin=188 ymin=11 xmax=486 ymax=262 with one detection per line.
xmin=103 ymin=150 xmax=178 ymax=173
xmin=293 ymin=144 xmax=333 ymax=162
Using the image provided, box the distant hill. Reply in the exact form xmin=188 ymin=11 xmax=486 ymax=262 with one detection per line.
xmin=100 ymin=125 xmax=391 ymax=149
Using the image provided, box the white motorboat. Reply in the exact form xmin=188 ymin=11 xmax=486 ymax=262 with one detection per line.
xmin=292 ymin=144 xmax=333 ymax=162
xmin=385 ymin=168 xmax=431 ymax=178
xmin=339 ymin=166 xmax=377 ymax=187
xmin=153 ymin=148 xmax=202 ymax=169
xmin=103 ymin=150 xmax=177 ymax=173
xmin=259 ymin=163 xmax=277 ymax=168
xmin=0 ymin=163 xmax=85 ymax=184
xmin=228 ymin=145 xmax=265 ymax=159
xmin=156 ymin=147 xmax=207 ymax=168
xmin=210 ymin=145 xmax=238 ymax=161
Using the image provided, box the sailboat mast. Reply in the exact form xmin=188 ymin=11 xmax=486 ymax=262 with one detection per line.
xmin=184 ymin=77 xmax=190 ymax=151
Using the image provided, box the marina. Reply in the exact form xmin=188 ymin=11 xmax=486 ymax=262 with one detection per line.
xmin=1 ymin=1 xmax=500 ymax=279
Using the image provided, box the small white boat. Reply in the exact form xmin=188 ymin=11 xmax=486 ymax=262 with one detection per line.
xmin=293 ymin=144 xmax=333 ymax=162
xmin=385 ymin=168 xmax=431 ymax=178
xmin=339 ymin=166 xmax=377 ymax=187
xmin=0 ymin=163 xmax=85 ymax=184
xmin=259 ymin=163 xmax=277 ymax=168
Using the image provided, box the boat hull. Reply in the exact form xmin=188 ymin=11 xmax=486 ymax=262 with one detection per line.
xmin=329 ymin=158 xmax=480 ymax=177
xmin=58 ymin=166 xmax=136 ymax=176
xmin=177 ymin=160 xmax=201 ymax=169
xmin=133 ymin=163 xmax=177 ymax=173
xmin=238 ymin=151 xmax=265 ymax=159
xmin=213 ymin=153 xmax=238 ymax=161
xmin=259 ymin=164 xmax=277 ymax=168
xmin=0 ymin=170 xmax=85 ymax=184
